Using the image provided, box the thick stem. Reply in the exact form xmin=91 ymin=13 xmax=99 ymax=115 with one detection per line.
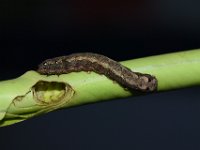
xmin=0 ymin=49 xmax=200 ymax=127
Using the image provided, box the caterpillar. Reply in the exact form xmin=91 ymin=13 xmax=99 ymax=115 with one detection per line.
xmin=37 ymin=53 xmax=157 ymax=92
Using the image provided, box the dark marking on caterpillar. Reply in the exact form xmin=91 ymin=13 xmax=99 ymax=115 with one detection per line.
xmin=37 ymin=53 xmax=157 ymax=92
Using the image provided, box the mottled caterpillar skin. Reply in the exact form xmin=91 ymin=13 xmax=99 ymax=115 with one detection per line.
xmin=37 ymin=53 xmax=157 ymax=92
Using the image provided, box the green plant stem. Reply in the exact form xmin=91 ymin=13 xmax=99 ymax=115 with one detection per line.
xmin=0 ymin=49 xmax=200 ymax=127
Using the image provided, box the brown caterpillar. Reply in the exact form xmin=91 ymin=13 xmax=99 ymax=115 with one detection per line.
xmin=37 ymin=53 xmax=157 ymax=92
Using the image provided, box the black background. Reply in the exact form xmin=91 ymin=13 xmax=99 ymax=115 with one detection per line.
xmin=1 ymin=0 xmax=200 ymax=150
